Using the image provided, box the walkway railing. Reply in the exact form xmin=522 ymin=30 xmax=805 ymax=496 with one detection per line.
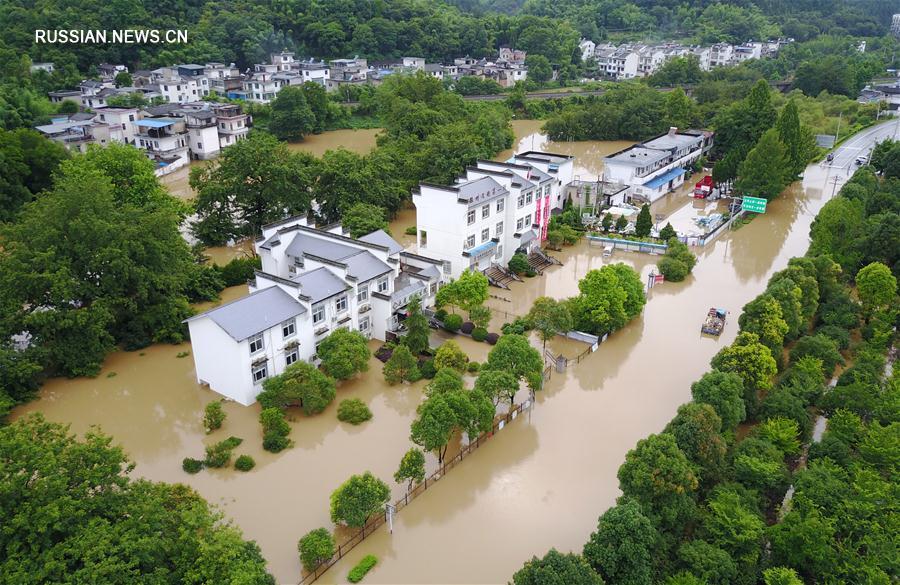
xmin=298 ymin=398 xmax=535 ymax=584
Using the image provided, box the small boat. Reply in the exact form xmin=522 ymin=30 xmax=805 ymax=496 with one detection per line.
xmin=701 ymin=307 xmax=727 ymax=336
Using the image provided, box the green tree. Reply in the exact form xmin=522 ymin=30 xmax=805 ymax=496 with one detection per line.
xmin=329 ymin=471 xmax=391 ymax=528
xmin=527 ymin=296 xmax=573 ymax=352
xmin=434 ymin=340 xmax=468 ymax=373
xmin=468 ymin=305 xmax=492 ymax=329
xmin=203 ymin=400 xmax=226 ymax=433
xmin=702 ymin=486 xmax=765 ymax=569
xmin=789 ymin=334 xmax=843 ymax=377
xmin=757 ymin=417 xmax=801 ymax=455
xmin=484 ymin=334 xmax=543 ymax=395
xmin=260 ymin=407 xmax=292 ymax=452
xmin=763 ymin=567 xmax=804 ymax=585
xmin=525 ymin=54 xmax=552 ymax=85
xmin=855 ymin=262 xmax=897 ymax=313
xmin=618 ymin=433 xmax=699 ymax=530
xmin=257 ymin=362 xmax=336 ymax=416
xmin=664 ymin=403 xmax=727 ymax=484
xmin=512 ymin=549 xmax=604 ymax=585
xmin=0 ymin=415 xmax=274 ymax=584
xmin=676 ymin=540 xmax=737 ymax=585
xmin=711 ymin=332 xmax=778 ymax=398
xmin=436 ymin=269 xmax=488 ymax=313
xmin=769 ymin=505 xmax=837 ymax=578
xmin=474 ymin=368 xmax=519 ymax=407
xmin=735 ymin=129 xmax=790 ymax=201
xmin=426 ymin=368 xmax=465 ymax=396
xmin=270 ymin=86 xmax=316 ymax=141
xmin=0 ymin=162 xmax=195 ymax=375
xmin=190 ymin=133 xmax=318 ymax=245
xmin=318 ymin=328 xmax=370 ymax=380
xmin=298 ymin=528 xmax=335 ymax=573
xmin=776 ymin=98 xmax=815 ymax=178
xmin=664 ymin=88 xmax=696 ymax=131
xmin=659 ymin=222 xmax=677 ymax=241
xmin=570 ymin=265 xmax=637 ymax=335
xmin=402 ymin=295 xmax=430 ymax=356
xmin=0 ymin=127 xmax=68 ymax=221
xmin=393 ymin=447 xmax=426 ymax=490
xmin=634 ymin=204 xmax=652 ymax=238
xmin=410 ymin=392 xmax=457 ymax=463
xmin=583 ymin=499 xmax=656 ymax=585
xmin=113 ymin=71 xmax=133 ymax=87
xmin=738 ymin=294 xmax=789 ymax=358
xmin=615 ymin=214 xmax=629 ymax=232
xmin=383 ymin=344 xmax=419 ymax=385
xmin=342 ymin=202 xmax=389 ymax=238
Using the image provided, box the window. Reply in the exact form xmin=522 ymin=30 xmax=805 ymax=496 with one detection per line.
xmin=481 ymin=228 xmax=489 ymax=242
xmin=465 ymin=235 xmax=476 ymax=249
xmin=544 ymin=185 xmax=551 ymax=196
xmin=496 ymin=221 xmax=504 ymax=235
xmin=197 ymin=142 xmax=202 ymax=150
xmin=496 ymin=199 xmax=505 ymax=213
xmin=482 ymin=204 xmax=490 ymax=219
xmin=285 ymin=348 xmax=299 ymax=366
xmin=517 ymin=194 xmax=525 ymax=208
xmin=359 ymin=316 xmax=371 ymax=331
xmin=525 ymin=214 xmax=532 ymax=226
xmin=249 ymin=333 xmax=264 ymax=354
xmin=467 ymin=209 xmax=476 ymax=225
xmin=376 ymin=277 xmax=389 ymax=294
xmin=251 ymin=362 xmax=268 ymax=383
xmin=526 ymin=191 xmax=533 ymax=204
xmin=357 ymin=285 xmax=368 ymax=303
xmin=312 ymin=304 xmax=325 ymax=324
xmin=335 ymin=295 xmax=348 ymax=313
xmin=293 ymin=255 xmax=303 ymax=267
xmin=516 ymin=218 xmax=524 ymax=231
xmin=281 ymin=319 xmax=295 ymax=338
xmin=419 ymin=230 xmax=427 ymax=248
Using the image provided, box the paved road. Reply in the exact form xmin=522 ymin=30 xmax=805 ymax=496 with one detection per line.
xmin=823 ymin=117 xmax=900 ymax=170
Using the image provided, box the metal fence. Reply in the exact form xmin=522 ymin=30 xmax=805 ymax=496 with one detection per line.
xmin=298 ymin=398 xmax=535 ymax=584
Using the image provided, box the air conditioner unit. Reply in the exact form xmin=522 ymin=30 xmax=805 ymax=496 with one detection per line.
xmin=358 ymin=304 xmax=371 ymax=313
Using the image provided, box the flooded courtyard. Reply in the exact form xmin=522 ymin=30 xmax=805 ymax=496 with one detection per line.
xmin=14 ymin=115 xmax=856 ymax=583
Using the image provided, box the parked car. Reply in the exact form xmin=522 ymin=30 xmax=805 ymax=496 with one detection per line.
xmin=826 ymin=153 xmax=834 ymax=162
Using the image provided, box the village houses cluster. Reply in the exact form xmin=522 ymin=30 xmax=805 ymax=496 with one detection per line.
xmin=35 ymin=49 xmax=527 ymax=175
xmin=579 ymin=38 xmax=791 ymax=80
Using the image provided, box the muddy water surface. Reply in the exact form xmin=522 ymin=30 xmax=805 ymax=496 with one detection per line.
xmin=15 ymin=117 xmax=843 ymax=584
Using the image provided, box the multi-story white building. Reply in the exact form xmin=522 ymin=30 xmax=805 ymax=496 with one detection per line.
xmin=204 ymin=62 xmax=243 ymax=97
xmin=298 ymin=60 xmax=330 ymax=85
xmin=603 ymin=128 xmax=714 ymax=202
xmin=891 ymin=14 xmax=900 ymax=38
xmin=733 ymin=42 xmax=762 ymax=64
xmin=95 ymin=107 xmax=141 ymax=145
xmin=185 ymin=217 xmax=446 ymax=405
xmin=402 ymin=57 xmax=426 ymax=70
xmin=413 ymin=150 xmax=573 ymax=278
xmin=134 ymin=117 xmax=190 ymax=171
xmin=708 ymin=43 xmax=734 ymax=69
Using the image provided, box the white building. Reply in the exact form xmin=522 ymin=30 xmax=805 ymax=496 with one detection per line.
xmin=185 ymin=217 xmax=446 ymax=405
xmin=299 ymin=60 xmax=330 ymax=85
xmin=708 ymin=43 xmax=734 ymax=69
xmin=413 ymin=150 xmax=573 ymax=279
xmin=579 ymin=39 xmax=596 ymax=62
xmin=892 ymin=14 xmax=900 ymax=38
xmin=133 ymin=117 xmax=190 ymax=172
xmin=402 ymin=57 xmax=426 ymax=70
xmin=603 ymin=128 xmax=714 ymax=203
xmin=30 ymin=62 xmax=54 ymax=74
xmin=95 ymin=107 xmax=141 ymax=144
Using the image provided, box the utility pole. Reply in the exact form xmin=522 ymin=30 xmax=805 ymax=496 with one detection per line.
xmin=830 ymin=175 xmax=842 ymax=199
xmin=834 ymin=110 xmax=843 ymax=144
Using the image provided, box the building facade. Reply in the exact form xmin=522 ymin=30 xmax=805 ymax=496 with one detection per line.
xmin=186 ymin=217 xmax=446 ymax=405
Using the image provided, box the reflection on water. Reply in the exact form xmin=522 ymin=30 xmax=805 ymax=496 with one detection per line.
xmin=14 ymin=120 xmax=841 ymax=583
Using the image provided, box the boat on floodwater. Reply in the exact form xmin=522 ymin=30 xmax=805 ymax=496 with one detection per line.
xmin=701 ymin=307 xmax=727 ymax=336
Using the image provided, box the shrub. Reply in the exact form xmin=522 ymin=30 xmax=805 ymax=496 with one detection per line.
xmin=501 ymin=317 xmax=533 ymax=335
xmin=260 ymin=407 xmax=291 ymax=453
xmin=525 ymin=268 xmax=537 ymax=277
xmin=348 ymin=555 xmax=378 ymax=583
xmin=468 ymin=305 xmax=492 ymax=328
xmin=182 ymin=457 xmax=203 ymax=474
xmin=263 ymin=432 xmax=291 ymax=453
xmin=460 ymin=321 xmax=475 ymax=335
xmin=419 ymin=359 xmax=437 ymax=379
xmin=216 ymin=256 xmax=262 ymax=287
xmin=434 ymin=308 xmax=448 ymax=322
xmin=234 ymin=455 xmax=256 ymax=472
xmin=204 ymin=436 xmax=243 ymax=468
xmin=318 ymin=329 xmax=370 ymax=380
xmin=337 ymin=399 xmax=373 ymax=425
xmin=404 ymin=225 xmax=417 ymax=236
xmin=434 ymin=340 xmax=468 ymax=372
xmin=471 ymin=327 xmax=488 ymax=342
xmin=257 ymin=362 xmax=336 ymax=416
xmin=203 ymin=399 xmax=226 ymax=433
xmin=815 ymin=324 xmax=851 ymax=350
xmin=485 ymin=332 xmax=500 ymax=345
xmin=658 ymin=256 xmax=689 ymax=282
xmin=443 ymin=314 xmax=463 ymax=332
xmin=508 ymin=253 xmax=530 ymax=275
xmin=383 ymin=344 xmax=419 ymax=384
xmin=467 ymin=361 xmax=481 ymax=372
xmin=298 ymin=528 xmax=335 ymax=573
xmin=789 ymin=334 xmax=844 ymax=376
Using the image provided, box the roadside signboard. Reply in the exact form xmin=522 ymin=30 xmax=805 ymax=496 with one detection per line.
xmin=742 ymin=196 xmax=767 ymax=213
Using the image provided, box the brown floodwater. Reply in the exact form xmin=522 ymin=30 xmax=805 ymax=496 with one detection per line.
xmin=14 ymin=111 xmax=858 ymax=584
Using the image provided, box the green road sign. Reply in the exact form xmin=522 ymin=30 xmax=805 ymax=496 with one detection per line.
xmin=742 ymin=196 xmax=767 ymax=213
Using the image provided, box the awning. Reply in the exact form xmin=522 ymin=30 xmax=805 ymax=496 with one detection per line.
xmin=134 ymin=118 xmax=178 ymax=128
xmin=643 ymin=167 xmax=687 ymax=190
xmin=463 ymin=240 xmax=497 ymax=258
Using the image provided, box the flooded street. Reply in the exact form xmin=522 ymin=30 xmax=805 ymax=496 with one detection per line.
xmin=14 ymin=114 xmax=885 ymax=583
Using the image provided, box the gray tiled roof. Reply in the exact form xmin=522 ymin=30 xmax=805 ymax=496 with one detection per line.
xmin=186 ymin=286 xmax=305 ymax=342
xmin=358 ymin=229 xmax=403 ymax=255
xmin=345 ymin=251 xmax=392 ymax=283
xmin=294 ymin=267 xmax=349 ymax=304
xmin=456 ymin=176 xmax=508 ymax=204
xmin=285 ymin=233 xmax=360 ymax=262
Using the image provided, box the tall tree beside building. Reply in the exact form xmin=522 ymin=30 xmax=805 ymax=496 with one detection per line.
xmin=525 ymin=55 xmax=552 ymax=84
xmin=402 ymin=295 xmax=431 ymax=356
xmin=635 ymin=204 xmax=653 ymax=238
xmin=342 ymin=202 xmax=389 ymax=238
xmin=190 ymin=133 xmax=319 ymax=245
xmin=269 ymin=86 xmax=316 ymax=142
xmin=734 ymin=129 xmax=790 ymax=201
xmin=0 ymin=128 xmax=68 ymax=221
xmin=776 ymin=99 xmax=817 ymax=178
